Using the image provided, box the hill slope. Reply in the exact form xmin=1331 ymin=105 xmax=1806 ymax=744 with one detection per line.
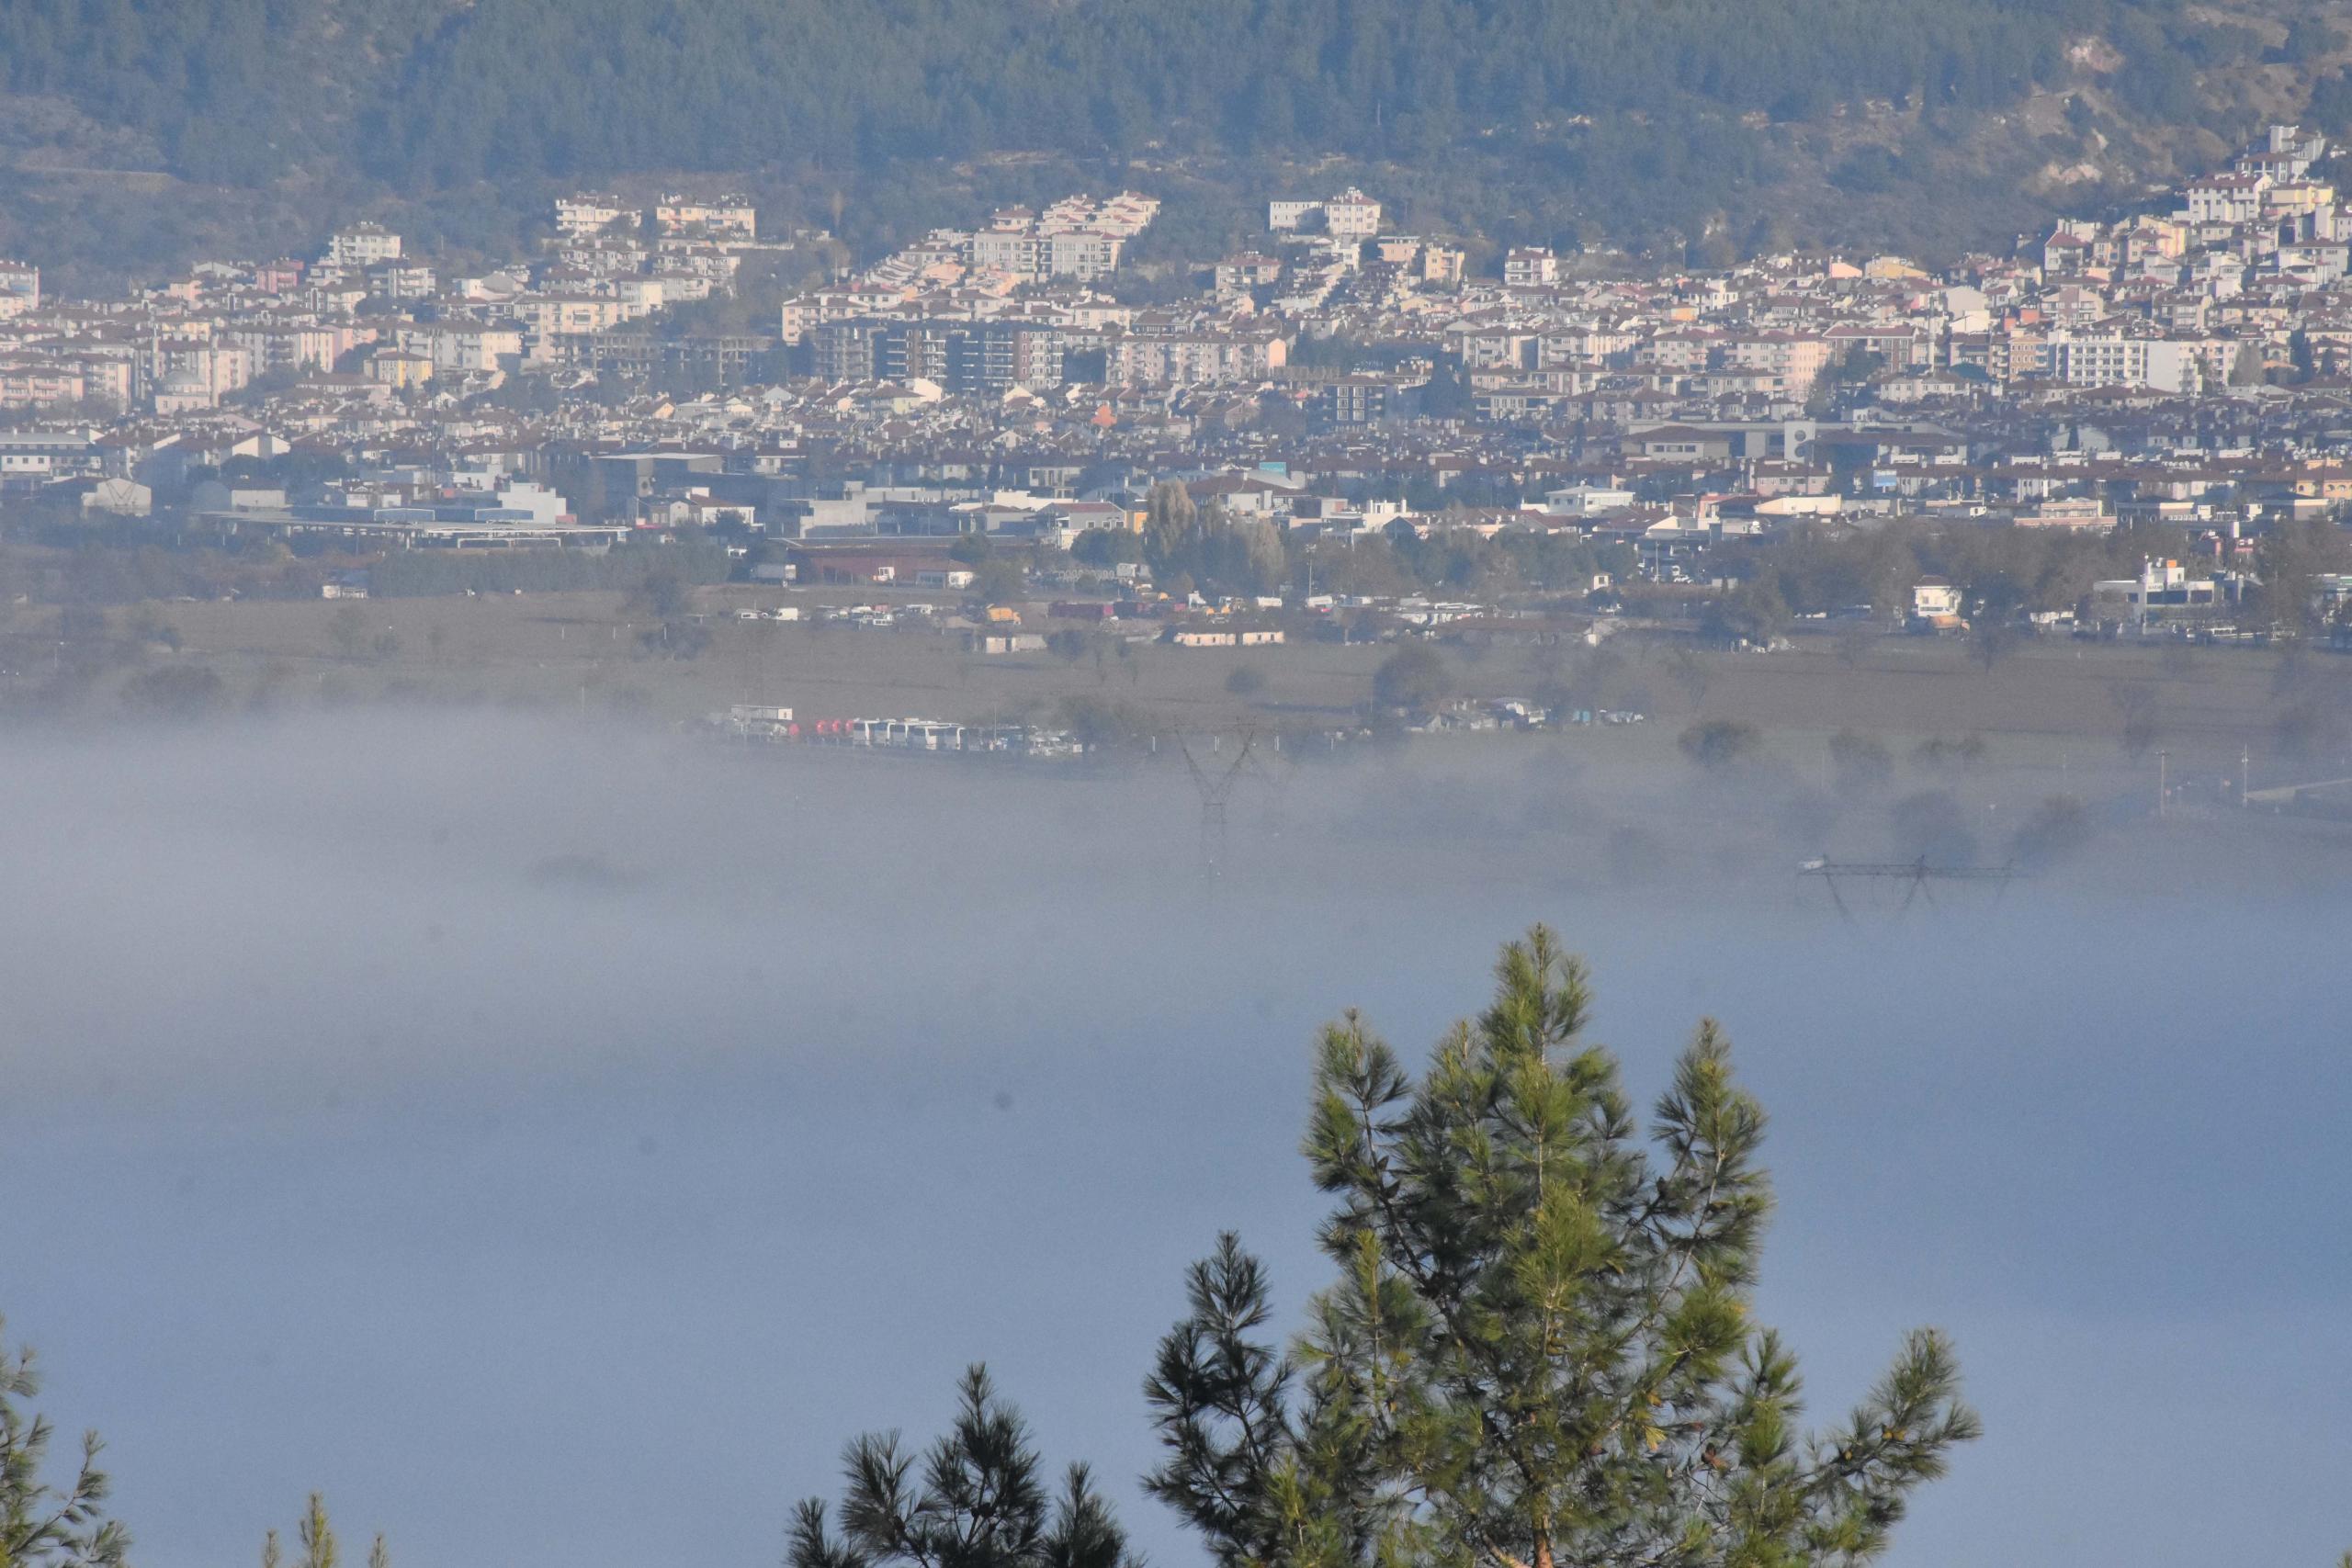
xmin=0 ymin=0 xmax=2348 ymax=281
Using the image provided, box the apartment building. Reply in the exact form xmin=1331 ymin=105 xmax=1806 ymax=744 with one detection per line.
xmin=1504 ymin=248 xmax=1558 ymax=288
xmin=2046 ymin=333 xmax=2207 ymax=392
xmin=555 ymin=194 xmax=632 ymax=238
xmin=327 ymin=225 xmax=403 ymax=267
xmin=654 ymin=195 xmax=757 ymax=240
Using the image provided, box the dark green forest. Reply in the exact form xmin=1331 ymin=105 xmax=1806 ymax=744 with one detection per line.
xmin=0 ymin=0 xmax=2165 ymax=177
xmin=0 ymin=0 xmax=2345 ymax=275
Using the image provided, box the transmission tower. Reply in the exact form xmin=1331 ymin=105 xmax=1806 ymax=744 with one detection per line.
xmin=1179 ymin=728 xmax=1258 ymax=880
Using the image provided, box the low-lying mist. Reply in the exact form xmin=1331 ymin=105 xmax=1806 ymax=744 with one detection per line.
xmin=4 ymin=711 xmax=2346 ymax=1568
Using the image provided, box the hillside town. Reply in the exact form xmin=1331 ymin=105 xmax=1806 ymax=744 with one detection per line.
xmin=6 ymin=128 xmax=2352 ymax=642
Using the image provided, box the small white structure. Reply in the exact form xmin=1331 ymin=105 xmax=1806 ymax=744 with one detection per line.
xmin=2089 ymin=558 xmax=2223 ymax=630
xmin=1911 ymin=578 xmax=1963 ymax=626
xmin=851 ymin=716 xmax=966 ymax=750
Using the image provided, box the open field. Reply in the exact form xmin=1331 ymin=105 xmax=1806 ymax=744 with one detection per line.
xmin=13 ymin=586 xmax=2352 ymax=812
xmin=4 ymin=585 xmax=1395 ymax=730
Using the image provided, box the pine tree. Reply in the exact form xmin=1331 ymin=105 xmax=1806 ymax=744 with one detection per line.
xmin=1144 ymin=1238 xmax=1405 ymax=1568
xmin=1148 ymin=927 xmax=1979 ymax=1568
xmin=788 ymin=1365 xmax=1136 ymax=1568
xmin=0 ymin=1319 xmax=130 ymax=1568
xmin=296 ymin=1494 xmax=336 ymax=1568
xmin=265 ymin=1492 xmax=379 ymax=1568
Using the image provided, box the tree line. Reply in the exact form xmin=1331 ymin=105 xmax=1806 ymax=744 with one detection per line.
xmin=1706 ymin=515 xmax=2352 ymax=638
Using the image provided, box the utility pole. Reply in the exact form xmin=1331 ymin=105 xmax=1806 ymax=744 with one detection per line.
xmin=2241 ymin=743 xmax=2250 ymax=808
xmin=2156 ymin=749 xmax=2168 ymax=818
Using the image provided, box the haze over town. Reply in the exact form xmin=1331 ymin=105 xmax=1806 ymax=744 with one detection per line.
xmin=6 ymin=7 xmax=2352 ymax=1568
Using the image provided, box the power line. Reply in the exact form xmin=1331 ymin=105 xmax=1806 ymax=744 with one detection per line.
xmin=1797 ymin=857 xmax=2019 ymax=920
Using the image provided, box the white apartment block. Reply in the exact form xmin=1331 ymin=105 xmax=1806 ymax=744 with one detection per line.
xmin=1268 ymin=187 xmax=1384 ymax=237
xmin=512 ymin=295 xmax=631 ymax=356
xmin=2183 ymin=175 xmax=2270 ymax=227
xmin=962 ymin=194 xmax=1152 ymax=281
xmin=1107 ymin=333 xmax=1289 ymax=384
xmin=2047 ymin=333 xmax=2206 ymax=392
xmin=327 ymin=225 xmax=403 ymax=267
xmin=555 ymin=194 xmax=632 ymax=237
xmin=398 ymin=324 xmax=526 ymax=371
xmin=970 ymin=229 xmax=1045 ymax=278
xmin=1038 ymin=192 xmax=1159 ymax=238
xmin=1504 ymin=248 xmax=1558 ymax=288
xmin=1325 ymin=187 xmax=1384 ymax=237
xmin=1268 ymin=199 xmax=1322 ymax=231
xmin=654 ymin=196 xmax=756 ymax=239
xmin=2235 ymin=124 xmax=2328 ymax=182
xmin=231 ymin=322 xmax=369 ymax=373
xmin=1046 ymin=231 xmax=1123 ymax=281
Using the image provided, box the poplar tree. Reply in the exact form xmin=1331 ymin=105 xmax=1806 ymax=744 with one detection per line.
xmin=1147 ymin=927 xmax=1979 ymax=1568
xmin=789 ymin=1365 xmax=1136 ymax=1568
xmin=0 ymin=1319 xmax=129 ymax=1568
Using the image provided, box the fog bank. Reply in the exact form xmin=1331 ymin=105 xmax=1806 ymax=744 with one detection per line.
xmin=3 ymin=713 xmax=2346 ymax=1568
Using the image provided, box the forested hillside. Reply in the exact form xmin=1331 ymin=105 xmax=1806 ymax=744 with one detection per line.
xmin=1 ymin=0 xmax=2349 ymax=281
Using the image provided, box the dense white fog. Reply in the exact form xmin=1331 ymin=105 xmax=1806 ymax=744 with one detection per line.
xmin=4 ymin=713 xmax=2347 ymax=1568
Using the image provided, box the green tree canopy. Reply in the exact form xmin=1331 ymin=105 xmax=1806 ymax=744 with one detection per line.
xmin=789 ymin=1366 xmax=1136 ymax=1568
xmin=1147 ymin=928 xmax=1978 ymax=1568
xmin=1 ymin=1319 xmax=129 ymax=1568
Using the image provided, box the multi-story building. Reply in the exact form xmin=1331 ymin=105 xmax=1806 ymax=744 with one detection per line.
xmin=1321 ymin=372 xmax=1423 ymax=423
xmin=812 ymin=320 xmax=890 ymax=383
xmin=0 ymin=362 xmax=89 ymax=410
xmin=327 ymin=224 xmax=403 ymax=267
xmin=555 ymin=194 xmax=632 ymax=238
xmin=1046 ymin=230 xmax=1123 ymax=281
xmin=1712 ymin=333 xmax=1832 ymax=394
xmin=2184 ymin=175 xmax=2271 ymax=228
xmin=1504 ymin=248 xmax=1558 ymax=288
xmin=653 ymin=195 xmax=756 ymax=240
xmin=0 ymin=261 xmax=39 ymax=319
xmin=1269 ymin=187 xmax=1384 ymax=237
xmin=1325 ymin=187 xmax=1384 ymax=238
xmin=2235 ymin=123 xmax=2328 ymax=183
xmin=2046 ymin=333 xmax=2206 ymax=392
xmin=1106 ymin=330 xmax=1288 ymax=385
xmin=1215 ymin=254 xmax=1283 ymax=297
xmin=811 ymin=319 xmax=1061 ymax=392
xmin=969 ymin=228 xmax=1045 ymax=279
xmin=397 ymin=324 xmax=526 ymax=372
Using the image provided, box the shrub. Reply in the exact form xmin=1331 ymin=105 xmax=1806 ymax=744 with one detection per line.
xmin=2010 ymin=795 xmax=2094 ymax=869
xmin=120 ymin=663 xmax=225 ymax=718
xmin=1372 ymin=643 xmax=1450 ymax=711
xmin=1827 ymin=728 xmax=1893 ymax=795
xmin=1678 ymin=716 xmax=1760 ymax=770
